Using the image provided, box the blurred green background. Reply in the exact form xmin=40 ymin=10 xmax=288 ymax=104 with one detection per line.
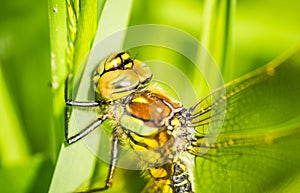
xmin=1 ymin=0 xmax=300 ymax=192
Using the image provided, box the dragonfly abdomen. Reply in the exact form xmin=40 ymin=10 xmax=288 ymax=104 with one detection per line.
xmin=171 ymin=161 xmax=193 ymax=193
xmin=142 ymin=160 xmax=194 ymax=193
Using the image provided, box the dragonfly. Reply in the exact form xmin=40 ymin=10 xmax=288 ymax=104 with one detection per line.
xmin=65 ymin=50 xmax=300 ymax=193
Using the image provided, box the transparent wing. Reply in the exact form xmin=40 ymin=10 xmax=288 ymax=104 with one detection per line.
xmin=189 ymin=49 xmax=300 ymax=134
xmin=189 ymin=49 xmax=300 ymax=193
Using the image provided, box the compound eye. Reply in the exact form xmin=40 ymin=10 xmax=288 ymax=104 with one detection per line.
xmin=97 ymin=70 xmax=139 ymax=100
xmin=133 ymin=60 xmax=153 ymax=84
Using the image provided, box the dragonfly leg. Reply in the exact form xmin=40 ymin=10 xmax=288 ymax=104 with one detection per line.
xmin=76 ymin=129 xmax=119 ymax=193
xmin=65 ymin=73 xmax=101 ymax=107
xmin=64 ymin=73 xmax=108 ymax=144
xmin=64 ymin=111 xmax=108 ymax=144
xmin=103 ymin=130 xmax=118 ymax=189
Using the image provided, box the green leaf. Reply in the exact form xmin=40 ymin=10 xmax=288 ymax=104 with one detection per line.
xmin=48 ymin=0 xmax=69 ymax=158
xmin=0 ymin=65 xmax=30 ymax=166
xmin=0 ymin=155 xmax=53 ymax=193
xmin=48 ymin=0 xmax=133 ymax=192
xmin=48 ymin=0 xmax=100 ymax=156
xmin=200 ymin=0 xmax=235 ymax=81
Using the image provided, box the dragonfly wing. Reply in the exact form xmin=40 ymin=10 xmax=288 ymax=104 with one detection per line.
xmin=189 ymin=48 xmax=300 ymax=135
xmin=193 ymin=126 xmax=300 ymax=193
xmin=189 ymin=49 xmax=300 ymax=193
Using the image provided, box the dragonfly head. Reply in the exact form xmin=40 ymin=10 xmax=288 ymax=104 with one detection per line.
xmin=93 ymin=52 xmax=153 ymax=101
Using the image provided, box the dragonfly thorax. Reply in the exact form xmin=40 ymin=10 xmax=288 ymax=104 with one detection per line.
xmin=93 ymin=52 xmax=153 ymax=101
xmin=114 ymin=87 xmax=194 ymax=166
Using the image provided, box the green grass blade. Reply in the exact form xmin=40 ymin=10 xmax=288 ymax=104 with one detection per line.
xmin=69 ymin=0 xmax=99 ymax=76
xmin=48 ymin=0 xmax=68 ymax=158
xmin=0 ymin=66 xmax=30 ymax=166
xmin=0 ymin=155 xmax=48 ymax=193
xmin=48 ymin=0 xmax=100 ymax=191
xmin=48 ymin=0 xmax=100 ymax=156
xmin=48 ymin=0 xmax=133 ymax=192
xmin=201 ymin=0 xmax=235 ymax=81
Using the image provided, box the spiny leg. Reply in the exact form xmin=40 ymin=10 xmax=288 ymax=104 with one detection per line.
xmin=76 ymin=129 xmax=119 ymax=193
xmin=64 ymin=73 xmax=107 ymax=144
xmin=103 ymin=130 xmax=118 ymax=189
xmin=65 ymin=110 xmax=108 ymax=144
xmin=65 ymin=73 xmax=101 ymax=107
xmin=65 ymin=73 xmax=119 ymax=190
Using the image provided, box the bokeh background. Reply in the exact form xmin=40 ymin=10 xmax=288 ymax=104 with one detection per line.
xmin=1 ymin=0 xmax=300 ymax=192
